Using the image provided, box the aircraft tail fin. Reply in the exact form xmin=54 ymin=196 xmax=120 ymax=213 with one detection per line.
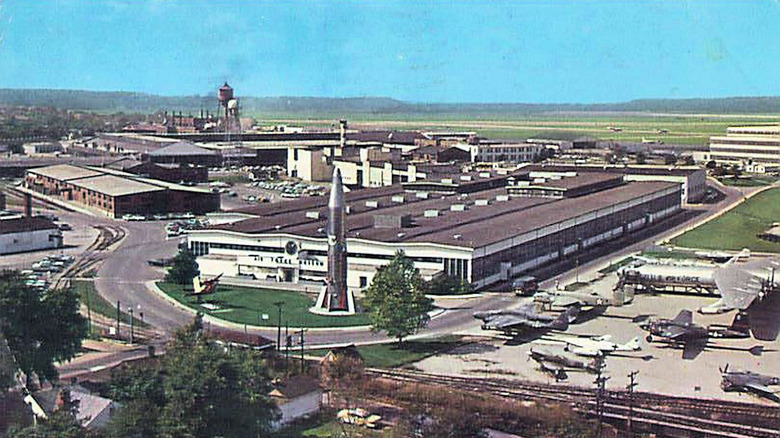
xmin=192 ymin=276 xmax=203 ymax=294
xmin=723 ymin=248 xmax=751 ymax=267
xmin=550 ymin=305 xmax=580 ymax=331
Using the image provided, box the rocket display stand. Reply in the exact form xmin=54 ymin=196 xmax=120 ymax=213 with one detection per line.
xmin=309 ymin=168 xmax=357 ymax=316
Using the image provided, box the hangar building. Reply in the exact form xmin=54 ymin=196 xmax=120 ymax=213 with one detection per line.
xmin=188 ymin=170 xmax=682 ymax=292
xmin=25 ymin=164 xmax=220 ymax=218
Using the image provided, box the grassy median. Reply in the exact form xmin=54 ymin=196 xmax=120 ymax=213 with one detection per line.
xmin=672 ymin=188 xmax=780 ymax=252
xmin=157 ymin=282 xmax=372 ymax=328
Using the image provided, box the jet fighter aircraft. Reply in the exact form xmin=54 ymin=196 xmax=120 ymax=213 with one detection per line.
xmin=187 ymin=273 xmax=223 ymax=300
xmin=720 ymin=364 xmax=780 ymax=403
xmin=473 ymin=304 xmax=580 ymax=334
xmin=528 ymin=345 xmax=604 ymax=381
xmin=558 ymin=335 xmax=642 ymax=357
xmin=640 ymin=310 xmax=752 ymax=359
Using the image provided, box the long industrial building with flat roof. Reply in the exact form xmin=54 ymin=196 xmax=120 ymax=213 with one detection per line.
xmin=188 ymin=169 xmax=683 ymax=292
xmin=25 ymin=164 xmax=220 ymax=218
xmin=708 ymin=125 xmax=780 ymax=173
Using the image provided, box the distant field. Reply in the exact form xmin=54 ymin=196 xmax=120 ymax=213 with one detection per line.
xmin=672 ymin=188 xmax=780 ymax=252
xmin=157 ymin=282 xmax=372 ymax=328
xmin=254 ymin=113 xmax=780 ymax=146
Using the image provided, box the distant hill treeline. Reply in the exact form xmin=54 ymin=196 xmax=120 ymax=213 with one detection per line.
xmin=2 ymin=88 xmax=780 ymax=116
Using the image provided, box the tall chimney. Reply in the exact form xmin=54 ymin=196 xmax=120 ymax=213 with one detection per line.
xmin=24 ymin=193 xmax=32 ymax=218
xmin=339 ymin=119 xmax=347 ymax=149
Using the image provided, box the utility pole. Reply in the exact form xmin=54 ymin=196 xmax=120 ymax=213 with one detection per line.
xmin=285 ymin=323 xmax=289 ymax=371
xmin=115 ymin=300 xmax=121 ymax=338
xmin=128 ymin=307 xmax=134 ymax=345
xmin=594 ymin=368 xmax=610 ymax=437
xmin=626 ymin=371 xmax=639 ymax=437
xmin=299 ymin=328 xmax=307 ymax=374
xmin=274 ymin=301 xmax=284 ymax=352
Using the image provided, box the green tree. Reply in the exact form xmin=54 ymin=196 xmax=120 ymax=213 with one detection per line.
xmin=363 ymin=252 xmax=435 ymax=344
xmin=165 ymin=248 xmax=200 ymax=286
xmin=104 ymin=316 xmax=279 ymax=438
xmin=0 ymin=271 xmax=88 ymax=388
xmin=422 ymin=274 xmax=472 ymax=295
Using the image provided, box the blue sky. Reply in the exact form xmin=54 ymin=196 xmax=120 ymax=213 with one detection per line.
xmin=0 ymin=0 xmax=778 ymax=103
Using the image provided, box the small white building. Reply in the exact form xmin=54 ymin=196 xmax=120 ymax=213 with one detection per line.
xmin=0 ymin=217 xmax=62 ymax=255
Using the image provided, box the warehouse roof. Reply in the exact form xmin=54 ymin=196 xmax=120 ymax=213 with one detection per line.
xmin=27 ymin=164 xmax=103 ymax=181
xmin=0 ymin=217 xmax=58 ymax=235
xmin=68 ymin=175 xmax=165 ymax=197
xmin=147 ymin=141 xmax=217 ymax=157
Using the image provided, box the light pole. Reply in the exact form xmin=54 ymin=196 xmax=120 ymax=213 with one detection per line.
xmin=273 ymin=301 xmax=284 ymax=352
xmin=128 ymin=307 xmax=134 ymax=345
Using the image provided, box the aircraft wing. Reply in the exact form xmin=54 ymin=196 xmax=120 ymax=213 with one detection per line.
xmin=663 ymin=325 xmax=689 ymax=341
xmin=681 ymin=339 xmax=706 ymax=360
xmin=671 ymin=310 xmax=693 ymax=325
xmin=743 ymin=382 xmax=780 ymax=401
xmin=485 ymin=315 xmax=529 ymax=331
xmin=552 ymin=295 xmax=582 ymax=307
xmin=714 ymin=265 xmax=767 ymax=310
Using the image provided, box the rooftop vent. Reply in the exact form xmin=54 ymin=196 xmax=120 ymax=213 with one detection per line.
xmin=479 ymin=172 xmax=491 ymax=178
xmin=475 ymin=199 xmax=489 ymax=206
xmin=533 ymin=178 xmax=546 ymax=183
xmin=374 ymin=214 xmax=413 ymax=228
xmin=345 ymin=206 xmax=351 ymax=214
xmin=450 ymin=204 xmax=466 ymax=211
xmin=415 ymin=192 xmax=429 ymax=199
xmin=424 ymin=210 xmax=439 ymax=217
xmin=496 ymin=194 xmax=509 ymax=202
xmin=305 ymin=211 xmax=320 ymax=219
xmin=365 ymin=200 xmax=379 ymax=208
xmin=397 ymin=232 xmax=406 ymax=238
xmin=317 ymin=227 xmax=325 ymax=234
xmin=391 ymin=195 xmax=405 ymax=203
xmin=459 ymin=175 xmax=472 ymax=181
xmin=275 ymin=225 xmax=282 ymax=230
xmin=453 ymin=234 xmax=462 ymax=240
xmin=441 ymin=178 xmax=453 ymax=184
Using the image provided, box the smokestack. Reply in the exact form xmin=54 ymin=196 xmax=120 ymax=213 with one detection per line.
xmin=339 ymin=119 xmax=347 ymax=149
xmin=24 ymin=193 xmax=32 ymax=218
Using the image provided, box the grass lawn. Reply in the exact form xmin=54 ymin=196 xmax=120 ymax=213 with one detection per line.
xmin=72 ymin=280 xmax=149 ymax=328
xmin=157 ymin=282 xmax=372 ymax=328
xmin=672 ymin=188 xmax=780 ymax=253
xmin=717 ymin=176 xmax=780 ymax=187
xmin=598 ymin=257 xmax=634 ymax=274
xmin=307 ymin=336 xmax=464 ymax=368
xmin=640 ymin=249 xmax=694 ymax=260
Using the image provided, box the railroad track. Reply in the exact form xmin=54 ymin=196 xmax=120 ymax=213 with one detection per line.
xmin=54 ymin=225 xmax=126 ymax=289
xmin=367 ymin=368 xmax=780 ymax=438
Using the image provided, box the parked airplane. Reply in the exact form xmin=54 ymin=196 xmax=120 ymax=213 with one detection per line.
xmin=720 ymin=364 xmax=780 ymax=402
xmin=640 ymin=310 xmax=751 ymax=359
xmin=709 ymin=257 xmax=779 ymax=313
xmin=558 ymin=335 xmax=642 ymax=357
xmin=473 ymin=304 xmax=580 ymax=334
xmin=533 ymin=289 xmax=629 ymax=309
xmin=528 ymin=345 xmax=604 ymax=380
xmin=187 ymin=273 xmax=223 ymax=299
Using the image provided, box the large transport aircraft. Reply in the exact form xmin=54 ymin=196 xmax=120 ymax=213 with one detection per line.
xmin=617 ymin=250 xmax=778 ymax=314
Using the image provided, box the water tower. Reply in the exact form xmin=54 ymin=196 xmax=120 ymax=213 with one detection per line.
xmin=217 ymin=82 xmax=241 ymax=140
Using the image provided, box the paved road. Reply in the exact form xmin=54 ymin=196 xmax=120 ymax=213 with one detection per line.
xmin=83 ymin=181 xmax=747 ymax=349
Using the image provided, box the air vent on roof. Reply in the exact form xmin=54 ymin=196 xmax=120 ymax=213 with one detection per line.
xmin=317 ymin=227 xmax=325 ymax=234
xmin=275 ymin=225 xmax=282 ymax=230
xmin=415 ymin=192 xmax=429 ymax=199
xmin=345 ymin=206 xmax=351 ymax=214
xmin=479 ymin=172 xmax=491 ymax=178
xmin=450 ymin=204 xmax=466 ymax=212
xmin=475 ymin=199 xmax=489 ymax=206
xmin=424 ymin=210 xmax=439 ymax=217
xmin=391 ymin=195 xmax=405 ymax=203
xmin=374 ymin=214 xmax=412 ymax=228
xmin=365 ymin=200 xmax=378 ymax=208
xmin=533 ymin=178 xmax=546 ymax=183
xmin=496 ymin=195 xmax=509 ymax=202
xmin=305 ymin=211 xmax=320 ymax=219
xmin=459 ymin=175 xmax=472 ymax=181
xmin=453 ymin=234 xmax=462 ymax=240
xmin=441 ymin=178 xmax=453 ymax=184
xmin=397 ymin=232 xmax=406 ymax=238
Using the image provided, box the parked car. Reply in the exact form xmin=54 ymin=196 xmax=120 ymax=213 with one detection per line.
xmin=336 ymin=408 xmax=382 ymax=429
